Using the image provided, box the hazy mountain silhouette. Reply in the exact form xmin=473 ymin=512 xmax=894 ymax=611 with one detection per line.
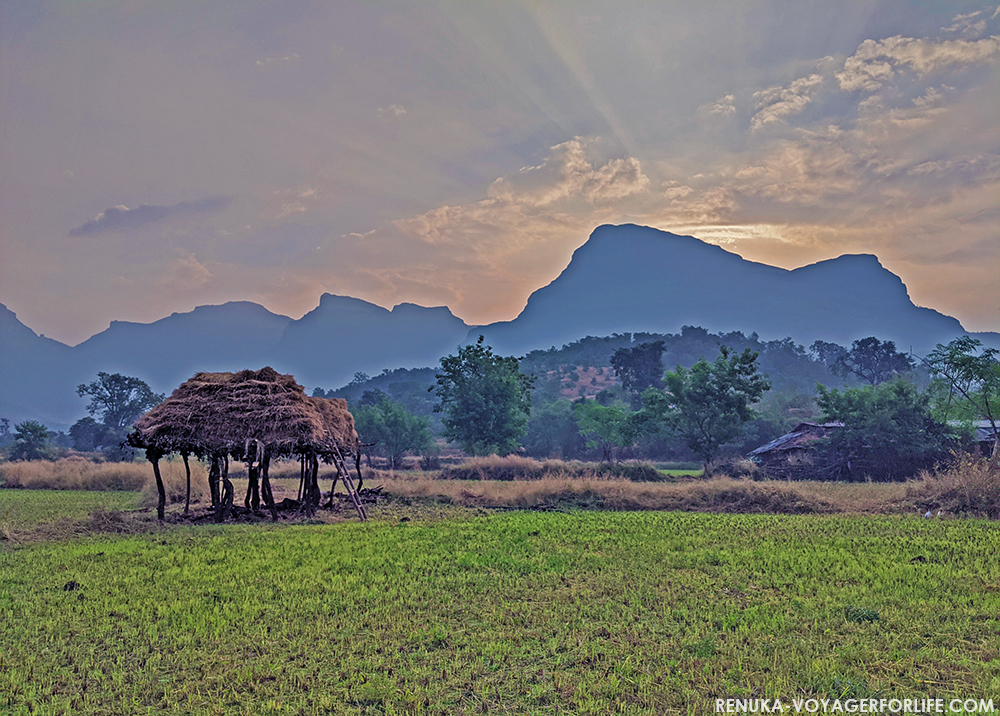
xmin=0 ymin=304 xmax=76 ymax=426
xmin=73 ymin=301 xmax=292 ymax=391
xmin=271 ymin=294 xmax=470 ymax=389
xmin=474 ymin=224 xmax=992 ymax=356
xmin=1 ymin=223 xmax=996 ymax=428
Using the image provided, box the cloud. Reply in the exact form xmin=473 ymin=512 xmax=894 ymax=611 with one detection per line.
xmin=486 ymin=138 xmax=648 ymax=207
xmin=836 ymin=34 xmax=1000 ymax=92
xmin=377 ymin=105 xmax=407 ymax=117
xmin=662 ymin=181 xmax=693 ymax=201
xmin=70 ymin=196 xmax=229 ymax=236
xmin=751 ymin=74 xmax=824 ymax=130
xmin=255 ymin=53 xmax=300 ymax=66
xmin=157 ymin=253 xmax=213 ymax=293
xmin=706 ymin=94 xmax=736 ymax=117
xmin=282 ymin=139 xmax=652 ymax=323
xmin=944 ymin=11 xmax=987 ymax=37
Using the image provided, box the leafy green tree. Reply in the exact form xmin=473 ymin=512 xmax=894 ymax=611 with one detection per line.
xmin=69 ymin=416 xmax=116 ymax=452
xmin=76 ymin=372 xmax=164 ymax=461
xmin=925 ymin=337 xmax=1000 ymax=460
xmin=642 ymin=346 xmax=771 ymax=472
xmin=816 ymin=381 xmax=955 ymax=480
xmin=432 ymin=336 xmax=535 ymax=456
xmin=9 ymin=421 xmax=53 ymax=461
xmin=523 ymin=399 xmax=584 ymax=460
xmin=832 ymin=337 xmax=913 ymax=385
xmin=77 ymin=372 xmax=165 ymax=432
xmin=353 ymin=394 xmax=432 ymax=469
xmin=0 ymin=418 xmax=11 ymax=449
xmin=809 ymin=340 xmax=848 ymax=368
xmin=573 ymin=398 xmax=647 ymax=463
xmin=611 ymin=340 xmax=665 ymax=400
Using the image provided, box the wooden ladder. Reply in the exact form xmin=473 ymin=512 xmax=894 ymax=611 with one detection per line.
xmin=331 ymin=445 xmax=368 ymax=521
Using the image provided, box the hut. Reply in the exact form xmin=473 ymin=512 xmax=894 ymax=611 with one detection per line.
xmin=748 ymin=422 xmax=843 ymax=480
xmin=129 ymin=367 xmax=366 ymax=522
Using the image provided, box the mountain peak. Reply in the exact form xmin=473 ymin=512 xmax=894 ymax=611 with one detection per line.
xmin=474 ymin=223 xmax=978 ymax=355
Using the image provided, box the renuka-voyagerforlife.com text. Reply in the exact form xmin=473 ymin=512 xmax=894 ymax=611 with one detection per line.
xmin=716 ymin=699 xmax=996 ymax=714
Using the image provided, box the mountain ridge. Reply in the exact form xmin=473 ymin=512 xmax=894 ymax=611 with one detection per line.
xmin=2 ymin=224 xmax=995 ymax=428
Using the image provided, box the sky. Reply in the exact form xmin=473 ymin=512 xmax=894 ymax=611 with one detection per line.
xmin=1 ymin=0 xmax=998 ymax=345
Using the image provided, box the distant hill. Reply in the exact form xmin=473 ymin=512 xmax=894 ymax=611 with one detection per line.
xmin=2 ymin=223 xmax=996 ymax=429
xmin=272 ymin=294 xmax=470 ymax=390
xmin=0 ymin=297 xmax=471 ymax=429
xmin=474 ymin=224 xmax=993 ymax=357
xmin=0 ymin=303 xmax=76 ymax=427
xmin=73 ymin=301 xmax=293 ymax=391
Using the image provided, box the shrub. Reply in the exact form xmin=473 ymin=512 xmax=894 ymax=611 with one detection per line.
xmin=437 ymin=456 xmax=667 ymax=482
xmin=907 ymin=456 xmax=1000 ymax=518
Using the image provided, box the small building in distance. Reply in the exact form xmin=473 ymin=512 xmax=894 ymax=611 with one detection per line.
xmin=970 ymin=420 xmax=998 ymax=457
xmin=748 ymin=422 xmax=843 ymax=480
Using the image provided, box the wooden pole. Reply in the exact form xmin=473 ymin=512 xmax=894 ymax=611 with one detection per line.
xmin=208 ymin=456 xmax=221 ymax=510
xmin=218 ymin=454 xmax=233 ymax=523
xmin=150 ymin=451 xmax=166 ymax=522
xmin=297 ymin=453 xmax=306 ymax=503
xmin=260 ymin=450 xmax=277 ymax=522
xmin=182 ymin=452 xmax=191 ymax=515
xmin=328 ymin=464 xmax=341 ymax=507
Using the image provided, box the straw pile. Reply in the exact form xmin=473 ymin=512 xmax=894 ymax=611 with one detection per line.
xmin=132 ymin=367 xmax=359 ymax=459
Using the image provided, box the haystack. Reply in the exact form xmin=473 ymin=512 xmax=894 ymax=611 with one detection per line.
xmin=130 ymin=367 xmax=365 ymax=522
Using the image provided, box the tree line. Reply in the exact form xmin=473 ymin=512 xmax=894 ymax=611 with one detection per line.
xmin=4 ymin=329 xmax=997 ymax=481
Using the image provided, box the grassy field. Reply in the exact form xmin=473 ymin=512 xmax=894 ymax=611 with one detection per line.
xmin=1 ymin=501 xmax=999 ymax=715
xmin=0 ymin=490 xmax=143 ymax=540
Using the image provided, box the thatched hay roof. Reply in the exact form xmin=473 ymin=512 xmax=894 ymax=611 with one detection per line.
xmin=131 ymin=367 xmax=359 ymax=458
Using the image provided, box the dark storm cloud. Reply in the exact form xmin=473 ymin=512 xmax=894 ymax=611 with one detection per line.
xmin=70 ymin=196 xmax=230 ymax=236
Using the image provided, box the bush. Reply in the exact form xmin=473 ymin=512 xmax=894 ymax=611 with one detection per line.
xmin=707 ymin=456 xmax=760 ymax=479
xmin=593 ymin=462 xmax=667 ymax=482
xmin=437 ymin=456 xmax=666 ymax=482
xmin=907 ymin=456 xmax=1000 ymax=518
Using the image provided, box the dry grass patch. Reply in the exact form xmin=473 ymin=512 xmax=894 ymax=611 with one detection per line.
xmin=438 ymin=455 xmax=665 ymax=481
xmin=378 ymin=475 xmax=837 ymax=514
xmin=906 ymin=457 xmax=1000 ymax=518
xmin=0 ymin=457 xmax=210 ymax=506
xmin=0 ymin=458 xmax=148 ymax=491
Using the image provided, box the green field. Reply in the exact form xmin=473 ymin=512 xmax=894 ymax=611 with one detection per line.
xmin=1 ymin=494 xmax=999 ymax=715
xmin=0 ymin=489 xmax=142 ymax=533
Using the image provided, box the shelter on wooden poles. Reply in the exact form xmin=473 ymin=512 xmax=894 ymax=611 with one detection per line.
xmin=129 ymin=367 xmax=366 ymax=522
xmin=748 ymin=422 xmax=843 ymax=480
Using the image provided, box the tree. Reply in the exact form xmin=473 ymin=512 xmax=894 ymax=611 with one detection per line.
xmin=77 ymin=372 xmax=165 ymax=432
xmin=809 ymin=340 xmax=848 ymax=368
xmin=611 ymin=340 xmax=665 ymax=399
xmin=522 ymin=399 xmax=584 ymax=460
xmin=0 ymin=418 xmax=11 ymax=449
xmin=8 ymin=421 xmax=53 ymax=461
xmin=832 ymin=337 xmax=913 ymax=385
xmin=816 ymin=381 xmax=955 ymax=480
xmin=76 ymin=372 xmax=164 ymax=461
xmin=642 ymin=346 xmax=770 ymax=471
xmin=573 ymin=399 xmax=645 ymax=463
xmin=431 ymin=336 xmax=535 ymax=456
xmin=69 ymin=416 xmax=115 ymax=452
xmin=925 ymin=337 xmax=1000 ymax=461
xmin=353 ymin=394 xmax=432 ymax=469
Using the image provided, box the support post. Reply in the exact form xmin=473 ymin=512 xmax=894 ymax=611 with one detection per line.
xmin=260 ymin=450 xmax=277 ymax=522
xmin=150 ymin=450 xmax=166 ymax=522
xmin=208 ymin=456 xmax=221 ymax=510
xmin=182 ymin=452 xmax=191 ymax=515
